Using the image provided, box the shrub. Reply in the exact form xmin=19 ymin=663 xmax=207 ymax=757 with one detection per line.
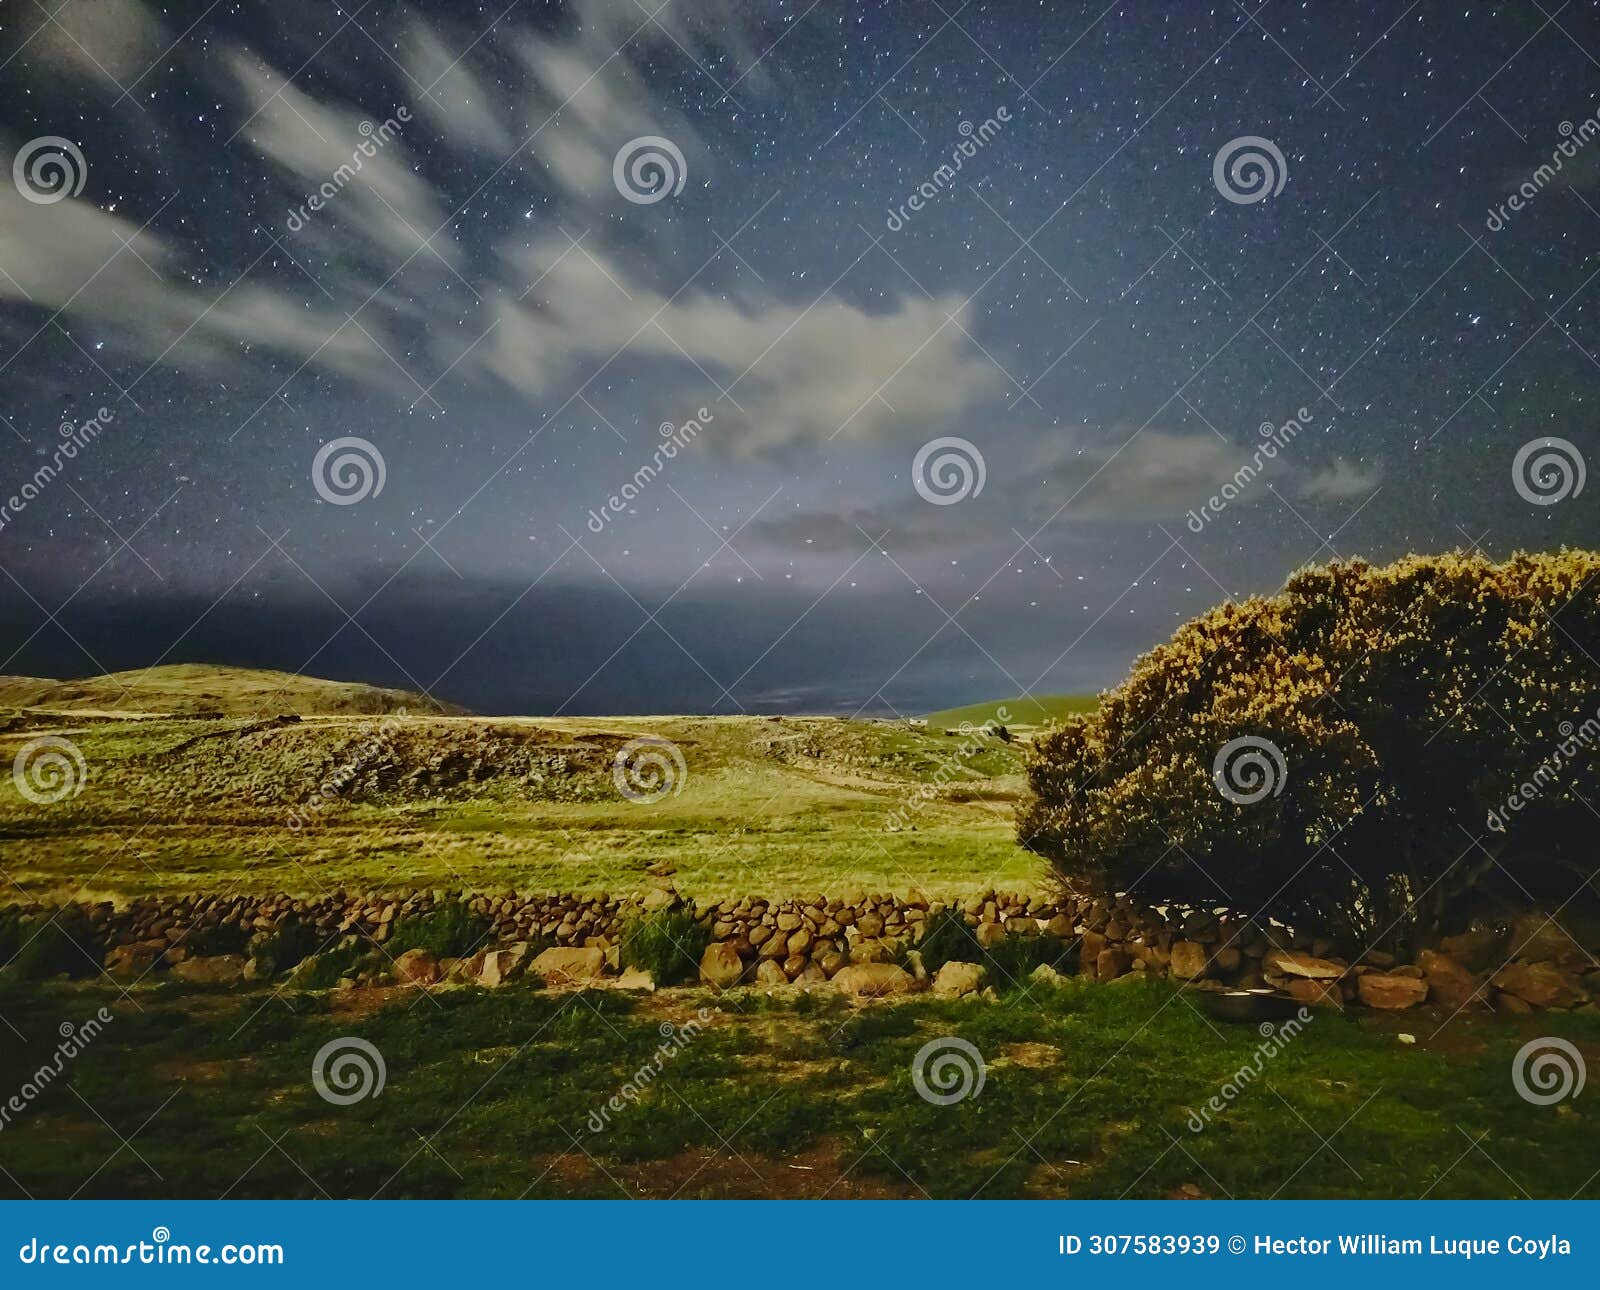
xmin=620 ymin=909 xmax=710 ymax=986
xmin=1018 ymin=550 xmax=1600 ymax=953
xmin=385 ymin=901 xmax=491 ymax=959
xmin=3 ymin=907 xmax=104 ymax=980
xmin=252 ymin=918 xmax=323 ymax=971
xmin=911 ymin=908 xmax=1074 ymax=988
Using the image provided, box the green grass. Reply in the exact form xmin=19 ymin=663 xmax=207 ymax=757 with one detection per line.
xmin=925 ymin=694 xmax=1097 ymax=732
xmin=0 ymin=712 xmax=1042 ymax=901
xmin=0 ymin=975 xmax=1593 ymax=1199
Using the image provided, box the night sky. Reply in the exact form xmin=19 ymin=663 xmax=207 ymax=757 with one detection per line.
xmin=0 ymin=0 xmax=1595 ymax=715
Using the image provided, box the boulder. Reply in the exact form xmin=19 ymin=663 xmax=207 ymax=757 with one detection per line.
xmin=1264 ymin=950 xmax=1345 ymax=980
xmin=393 ymin=948 xmax=441 ymax=986
xmin=1168 ymin=940 xmax=1210 ymax=981
xmin=1029 ymin=963 xmax=1070 ymax=988
xmin=833 ymin=963 xmax=915 ymax=999
xmin=1044 ymin=914 xmax=1075 ymax=938
xmin=975 ymin=921 xmax=1007 ymax=949
xmin=104 ymin=940 xmax=165 ymax=980
xmin=754 ymin=960 xmax=788 ymax=986
xmin=614 ymin=967 xmax=657 ymax=991
xmin=170 ymin=954 xmax=246 ymax=985
xmin=1356 ymin=973 xmax=1428 ymax=1010
xmin=1508 ymin=913 xmax=1594 ymax=968
xmin=1078 ymin=930 xmax=1107 ymax=972
xmin=478 ymin=942 xmax=533 ymax=987
xmin=242 ymin=955 xmax=276 ymax=982
xmin=1492 ymin=961 xmax=1588 ymax=1010
xmin=931 ymin=960 xmax=987 ymax=997
xmin=1438 ymin=927 xmax=1507 ymax=972
xmin=1283 ymin=978 xmax=1343 ymax=1010
xmin=699 ymin=941 xmax=745 ymax=990
xmin=1416 ymin=949 xmax=1486 ymax=1011
xmin=1095 ymin=947 xmax=1131 ymax=982
xmin=529 ymin=945 xmax=606 ymax=986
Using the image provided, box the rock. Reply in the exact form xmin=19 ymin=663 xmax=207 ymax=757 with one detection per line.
xmin=1508 ymin=913 xmax=1594 ymax=968
xmin=1168 ymin=941 xmax=1210 ymax=980
xmin=903 ymin=949 xmax=928 ymax=982
xmin=529 ymin=946 xmax=606 ymax=986
xmin=1264 ymin=950 xmax=1345 ymax=980
xmin=1212 ymin=946 xmax=1242 ymax=974
xmin=1495 ymin=990 xmax=1534 ymax=1015
xmin=1045 ymin=914 xmax=1075 ymax=938
xmin=1006 ymin=916 xmax=1041 ymax=937
xmin=1417 ymin=950 xmax=1486 ymax=1011
xmin=478 ymin=942 xmax=534 ymax=988
xmin=699 ymin=941 xmax=745 ymax=990
xmin=1492 ymin=961 xmax=1589 ymax=1009
xmin=855 ymin=912 xmax=885 ymax=938
xmin=1356 ymin=973 xmax=1428 ymax=1010
xmin=640 ymin=884 xmax=680 ymax=913
xmin=833 ymin=963 xmax=915 ymax=999
xmin=170 ymin=954 xmax=246 ymax=985
xmin=754 ymin=960 xmax=788 ymax=986
xmin=1029 ymin=963 xmax=1069 ymax=988
xmin=104 ymin=940 xmax=165 ymax=980
xmin=1095 ymin=947 xmax=1131 ymax=982
xmin=848 ymin=938 xmax=895 ymax=964
xmin=1438 ymin=927 xmax=1507 ymax=972
xmin=932 ymin=961 xmax=987 ymax=997
xmin=975 ymin=921 xmax=1007 ymax=949
xmin=393 ymin=948 xmax=441 ymax=986
xmin=1283 ymin=978 xmax=1343 ymax=1010
xmin=615 ymin=967 xmax=657 ymax=991
xmin=1078 ymin=930 xmax=1106 ymax=971
xmin=242 ymin=955 xmax=276 ymax=982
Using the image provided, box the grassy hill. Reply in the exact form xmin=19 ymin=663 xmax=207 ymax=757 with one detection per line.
xmin=0 ymin=663 xmax=465 ymax=718
xmin=926 ymin=693 xmax=1097 ymax=733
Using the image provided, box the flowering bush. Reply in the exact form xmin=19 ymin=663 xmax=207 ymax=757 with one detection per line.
xmin=1018 ymin=550 xmax=1600 ymax=952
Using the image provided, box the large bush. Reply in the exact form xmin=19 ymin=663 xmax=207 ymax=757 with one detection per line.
xmin=1018 ymin=550 xmax=1600 ymax=953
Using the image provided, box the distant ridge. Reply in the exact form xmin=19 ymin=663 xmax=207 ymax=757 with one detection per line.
xmin=0 ymin=663 xmax=468 ymax=717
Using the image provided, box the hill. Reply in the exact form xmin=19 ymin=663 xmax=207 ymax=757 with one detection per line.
xmin=925 ymin=693 xmax=1097 ymax=733
xmin=0 ymin=664 xmax=466 ymax=718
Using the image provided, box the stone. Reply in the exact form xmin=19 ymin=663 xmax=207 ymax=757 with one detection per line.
xmin=1508 ymin=913 xmax=1594 ymax=968
xmin=1495 ymin=990 xmax=1534 ymax=1015
xmin=1168 ymin=941 xmax=1210 ymax=980
xmin=529 ymin=946 xmax=606 ymax=986
xmin=1492 ymin=961 xmax=1589 ymax=1010
xmin=1282 ymin=978 xmax=1343 ymax=1010
xmin=932 ymin=960 xmax=987 ymax=997
xmin=615 ymin=967 xmax=657 ymax=991
xmin=1095 ymin=947 xmax=1131 ymax=982
xmin=170 ymin=954 xmax=246 ymax=985
xmin=754 ymin=960 xmax=788 ymax=986
xmin=1356 ymin=973 xmax=1428 ymax=1010
xmin=1438 ymin=927 xmax=1507 ymax=972
xmin=848 ymin=938 xmax=894 ymax=964
xmin=1029 ymin=963 xmax=1069 ymax=988
xmin=1006 ymin=916 xmax=1041 ymax=937
xmin=1045 ymin=914 xmax=1075 ymax=938
xmin=785 ymin=927 xmax=813 ymax=955
xmin=758 ymin=930 xmax=790 ymax=960
xmin=699 ymin=941 xmax=745 ymax=990
xmin=975 ymin=921 xmax=1008 ymax=949
xmin=903 ymin=949 xmax=928 ymax=982
xmin=393 ymin=948 xmax=441 ymax=986
xmin=856 ymin=912 xmax=885 ymax=938
xmin=1264 ymin=950 xmax=1345 ymax=980
xmin=1212 ymin=946 xmax=1242 ymax=974
xmin=242 ymin=955 xmax=276 ymax=982
xmin=832 ymin=963 xmax=915 ymax=999
xmin=1416 ymin=950 xmax=1486 ymax=1011
xmin=104 ymin=940 xmax=165 ymax=980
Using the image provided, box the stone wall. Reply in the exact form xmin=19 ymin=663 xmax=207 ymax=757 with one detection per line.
xmin=4 ymin=884 xmax=1595 ymax=1013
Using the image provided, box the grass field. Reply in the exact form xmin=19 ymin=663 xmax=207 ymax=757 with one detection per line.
xmin=925 ymin=694 xmax=1097 ymax=733
xmin=1 ymin=694 xmax=1040 ymax=901
xmin=1 ymin=974 xmax=1594 ymax=1199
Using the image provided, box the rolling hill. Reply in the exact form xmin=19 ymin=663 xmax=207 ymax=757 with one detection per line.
xmin=0 ymin=663 xmax=466 ymax=718
xmin=925 ymin=693 xmax=1097 ymax=732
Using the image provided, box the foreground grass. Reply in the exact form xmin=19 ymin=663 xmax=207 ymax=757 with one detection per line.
xmin=1 ymin=976 xmax=1594 ymax=1199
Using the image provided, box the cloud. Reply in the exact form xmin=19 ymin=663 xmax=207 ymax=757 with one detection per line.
xmin=24 ymin=0 xmax=164 ymax=86
xmin=1298 ymin=457 xmax=1380 ymax=500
